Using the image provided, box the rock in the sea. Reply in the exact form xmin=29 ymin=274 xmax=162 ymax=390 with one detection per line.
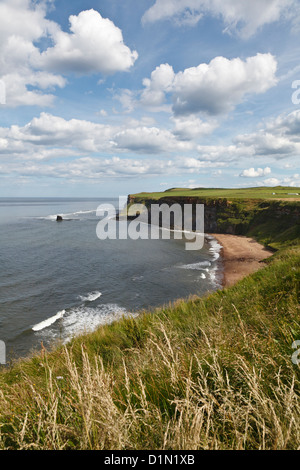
xmin=56 ymin=215 xmax=63 ymax=222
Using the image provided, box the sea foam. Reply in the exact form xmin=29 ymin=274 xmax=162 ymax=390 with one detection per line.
xmin=32 ymin=310 xmax=65 ymax=331
xmin=78 ymin=291 xmax=102 ymax=302
xmin=178 ymin=260 xmax=212 ymax=270
xmin=37 ymin=304 xmax=137 ymax=343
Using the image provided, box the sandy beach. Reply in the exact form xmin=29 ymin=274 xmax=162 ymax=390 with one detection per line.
xmin=209 ymin=233 xmax=274 ymax=287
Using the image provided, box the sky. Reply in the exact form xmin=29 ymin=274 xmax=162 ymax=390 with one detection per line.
xmin=0 ymin=0 xmax=300 ymax=197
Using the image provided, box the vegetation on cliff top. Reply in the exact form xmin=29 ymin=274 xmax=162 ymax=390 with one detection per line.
xmin=130 ymin=186 xmax=300 ymax=201
xmin=0 ymin=190 xmax=299 ymax=450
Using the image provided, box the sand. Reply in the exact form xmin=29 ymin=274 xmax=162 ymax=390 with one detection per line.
xmin=209 ymin=233 xmax=274 ymax=288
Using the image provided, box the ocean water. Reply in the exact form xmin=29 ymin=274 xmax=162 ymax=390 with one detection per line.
xmin=0 ymin=198 xmax=223 ymax=361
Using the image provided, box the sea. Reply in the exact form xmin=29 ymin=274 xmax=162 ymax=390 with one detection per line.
xmin=0 ymin=197 xmax=223 ymax=361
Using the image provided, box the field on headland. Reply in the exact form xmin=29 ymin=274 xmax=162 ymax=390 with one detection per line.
xmin=131 ymin=186 xmax=300 ymax=201
xmin=0 ymin=189 xmax=299 ymax=450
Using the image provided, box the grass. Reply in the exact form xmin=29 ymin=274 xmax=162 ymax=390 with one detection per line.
xmin=131 ymin=186 xmax=300 ymax=201
xmin=0 ymin=242 xmax=299 ymax=449
xmin=0 ymin=189 xmax=299 ymax=450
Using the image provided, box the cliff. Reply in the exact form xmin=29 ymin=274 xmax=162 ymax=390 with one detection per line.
xmin=127 ymin=194 xmax=300 ymax=249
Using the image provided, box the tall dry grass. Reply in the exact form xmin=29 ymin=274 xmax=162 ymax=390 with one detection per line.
xmin=1 ymin=326 xmax=300 ymax=449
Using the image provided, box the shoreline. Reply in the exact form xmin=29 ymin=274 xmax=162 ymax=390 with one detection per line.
xmin=208 ymin=233 xmax=274 ymax=288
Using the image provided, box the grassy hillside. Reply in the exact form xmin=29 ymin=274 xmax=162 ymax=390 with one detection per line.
xmin=131 ymin=186 xmax=300 ymax=201
xmin=0 ymin=191 xmax=299 ymax=450
xmin=0 ymin=244 xmax=299 ymax=450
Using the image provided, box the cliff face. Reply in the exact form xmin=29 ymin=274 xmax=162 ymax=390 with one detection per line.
xmin=127 ymin=195 xmax=300 ymax=246
xmin=127 ymin=195 xmax=228 ymax=232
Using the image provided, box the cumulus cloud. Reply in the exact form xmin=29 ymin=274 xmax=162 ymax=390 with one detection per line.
xmin=172 ymin=54 xmax=277 ymax=116
xmin=38 ymin=9 xmax=138 ymax=75
xmin=142 ymin=0 xmax=295 ymax=38
xmin=113 ymin=126 xmax=193 ymax=153
xmin=262 ymin=174 xmax=300 ymax=187
xmin=0 ymin=151 xmax=226 ymax=181
xmin=0 ymin=109 xmax=231 ymax=184
xmin=2 ymin=106 xmax=300 ymax=185
xmin=190 ymin=109 xmax=300 ymax=164
xmin=2 ymin=72 xmax=66 ymax=108
xmin=263 ymin=177 xmax=281 ymax=186
xmin=0 ymin=112 xmax=195 ymax=159
xmin=141 ymin=54 xmax=277 ymax=117
xmin=240 ymin=167 xmax=271 ymax=178
xmin=0 ymin=0 xmax=54 ymax=45
xmin=0 ymin=2 xmax=137 ymax=107
xmin=7 ymin=112 xmax=116 ymax=153
xmin=235 ymin=109 xmax=300 ymax=158
xmin=171 ymin=115 xmax=218 ymax=140
xmin=196 ymin=143 xmax=254 ymax=162
xmin=140 ymin=64 xmax=175 ymax=107
xmin=0 ymin=0 xmax=65 ymax=106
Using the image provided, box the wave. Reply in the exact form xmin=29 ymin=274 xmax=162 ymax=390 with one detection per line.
xmin=178 ymin=260 xmax=212 ymax=270
xmin=177 ymin=235 xmax=223 ymax=287
xmin=62 ymin=304 xmax=135 ymax=338
xmin=32 ymin=310 xmax=65 ymax=331
xmin=72 ymin=210 xmax=97 ymax=215
xmin=32 ymin=209 xmax=98 ymax=221
xmin=132 ymin=275 xmax=144 ymax=281
xmin=208 ymin=264 xmax=222 ymax=286
xmin=206 ymin=235 xmax=222 ymax=261
xmin=35 ymin=304 xmax=137 ymax=343
xmin=78 ymin=291 xmax=102 ymax=302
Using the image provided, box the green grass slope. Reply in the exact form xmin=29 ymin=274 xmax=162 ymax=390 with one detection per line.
xmin=0 ymin=241 xmax=299 ymax=449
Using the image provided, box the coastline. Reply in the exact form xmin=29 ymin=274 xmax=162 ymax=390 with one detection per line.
xmin=208 ymin=233 xmax=274 ymax=288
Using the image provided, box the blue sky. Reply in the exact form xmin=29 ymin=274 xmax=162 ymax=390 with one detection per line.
xmin=0 ymin=0 xmax=300 ymax=197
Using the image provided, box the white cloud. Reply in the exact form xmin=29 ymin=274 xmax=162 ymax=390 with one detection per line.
xmin=196 ymin=143 xmax=254 ymax=162
xmin=113 ymin=126 xmax=193 ymax=153
xmin=172 ymin=54 xmax=277 ymax=116
xmin=141 ymin=54 xmax=277 ymax=117
xmin=112 ymin=89 xmax=136 ymax=113
xmin=235 ymin=109 xmax=300 ymax=158
xmin=2 ymin=105 xmax=300 ymax=186
xmin=0 ymin=112 xmax=196 ymax=160
xmin=141 ymin=64 xmax=175 ymax=107
xmin=10 ymin=112 xmax=116 ymax=153
xmin=171 ymin=115 xmax=218 ymax=140
xmin=142 ymin=0 xmax=295 ymax=38
xmin=0 ymin=0 xmax=54 ymax=44
xmin=0 ymin=2 xmax=137 ymax=107
xmin=263 ymin=174 xmax=300 ymax=187
xmin=0 ymin=0 xmax=65 ymax=107
xmin=2 ymin=72 xmax=66 ymax=108
xmin=240 ymin=167 xmax=271 ymax=178
xmin=263 ymin=177 xmax=281 ymax=186
xmin=38 ymin=9 xmax=138 ymax=75
xmin=189 ymin=109 xmax=300 ymax=165
xmin=0 ymin=152 xmax=227 ymax=181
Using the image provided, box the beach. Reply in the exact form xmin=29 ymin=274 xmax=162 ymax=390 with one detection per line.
xmin=209 ymin=233 xmax=274 ymax=287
